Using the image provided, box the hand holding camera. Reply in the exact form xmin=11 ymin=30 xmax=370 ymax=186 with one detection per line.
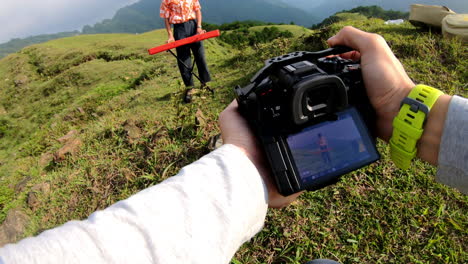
xmin=220 ymin=26 xmax=420 ymax=203
xmin=328 ymin=26 xmax=415 ymax=142
xmin=234 ymin=46 xmax=380 ymax=195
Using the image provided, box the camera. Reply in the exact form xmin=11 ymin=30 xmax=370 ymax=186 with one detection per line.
xmin=235 ymin=46 xmax=380 ymax=196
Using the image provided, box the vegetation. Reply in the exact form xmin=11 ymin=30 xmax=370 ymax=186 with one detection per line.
xmin=203 ymin=20 xmax=276 ymax=32
xmin=0 ymin=17 xmax=466 ymax=263
xmin=313 ymin=6 xmax=409 ymax=29
xmin=220 ymin=26 xmax=294 ymax=48
xmin=204 ymin=21 xmax=307 ymax=49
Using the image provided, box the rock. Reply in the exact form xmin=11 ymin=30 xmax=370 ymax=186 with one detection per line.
xmin=54 ymin=130 xmax=82 ymax=162
xmin=123 ymin=120 xmax=142 ymax=143
xmin=54 ymin=138 xmax=82 ymax=161
xmin=13 ymin=75 xmax=29 ymax=87
xmin=57 ymin=130 xmax=78 ymax=144
xmin=195 ymin=109 xmax=207 ymax=128
xmin=27 ymin=193 xmax=40 ymax=210
xmin=39 ymin=152 xmax=55 ymax=167
xmin=76 ymin=107 xmax=85 ymax=114
xmin=33 ymin=182 xmax=51 ymax=194
xmin=0 ymin=208 xmax=30 ymax=247
xmin=27 ymin=183 xmax=51 ymax=211
xmin=14 ymin=176 xmax=32 ymax=193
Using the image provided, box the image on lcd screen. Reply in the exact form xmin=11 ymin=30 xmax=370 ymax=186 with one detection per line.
xmin=286 ymin=110 xmax=372 ymax=185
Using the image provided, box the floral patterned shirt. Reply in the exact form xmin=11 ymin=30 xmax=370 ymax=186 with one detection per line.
xmin=160 ymin=0 xmax=201 ymax=24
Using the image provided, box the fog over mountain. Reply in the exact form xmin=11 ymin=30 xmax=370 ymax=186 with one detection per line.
xmin=0 ymin=0 xmax=139 ymax=43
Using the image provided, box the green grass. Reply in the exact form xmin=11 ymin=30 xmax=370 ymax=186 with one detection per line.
xmin=0 ymin=19 xmax=466 ymax=263
xmin=249 ymin=25 xmax=313 ymax=37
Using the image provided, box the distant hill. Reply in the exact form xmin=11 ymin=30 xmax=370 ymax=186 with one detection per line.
xmin=286 ymin=0 xmax=468 ymax=20
xmin=313 ymin=6 xmax=409 ymax=29
xmin=0 ymin=31 xmax=80 ymax=59
xmin=82 ymin=0 xmax=317 ymax=34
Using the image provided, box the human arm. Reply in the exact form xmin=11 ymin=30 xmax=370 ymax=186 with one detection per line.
xmin=164 ymin=18 xmax=175 ymax=43
xmin=160 ymin=0 xmax=174 ymax=43
xmin=195 ymin=9 xmax=205 ymax=34
xmin=327 ymin=26 xmax=466 ymax=193
xmin=435 ymin=96 xmax=468 ymax=194
xmin=0 ymin=101 xmax=303 ymax=263
xmin=0 ymin=146 xmax=269 ymax=263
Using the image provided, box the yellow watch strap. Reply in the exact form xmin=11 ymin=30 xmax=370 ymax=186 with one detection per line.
xmin=390 ymin=85 xmax=444 ymax=169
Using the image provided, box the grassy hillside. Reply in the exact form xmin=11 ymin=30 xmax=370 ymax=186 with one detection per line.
xmin=249 ymin=25 xmax=313 ymax=37
xmin=0 ymin=19 xmax=467 ymax=263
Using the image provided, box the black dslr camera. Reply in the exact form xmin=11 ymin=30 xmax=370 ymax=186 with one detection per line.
xmin=235 ymin=46 xmax=380 ymax=196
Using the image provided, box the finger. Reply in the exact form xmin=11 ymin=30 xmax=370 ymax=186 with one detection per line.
xmin=327 ymin=26 xmax=371 ymax=52
xmin=339 ymin=50 xmax=361 ymax=61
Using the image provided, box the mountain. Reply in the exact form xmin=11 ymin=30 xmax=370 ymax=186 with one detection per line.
xmin=0 ymin=31 xmax=80 ymax=59
xmin=82 ymin=0 xmax=318 ymax=34
xmin=312 ymin=6 xmax=409 ymax=29
xmin=286 ymin=0 xmax=468 ymax=20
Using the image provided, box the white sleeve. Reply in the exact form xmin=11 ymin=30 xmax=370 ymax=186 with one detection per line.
xmin=436 ymin=95 xmax=468 ymax=194
xmin=0 ymin=144 xmax=269 ymax=264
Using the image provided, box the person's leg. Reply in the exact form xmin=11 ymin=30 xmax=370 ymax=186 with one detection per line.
xmin=173 ymin=23 xmax=194 ymax=87
xmin=188 ymin=20 xmax=211 ymax=85
xmin=325 ymin=152 xmax=332 ymax=164
xmin=190 ymin=41 xmax=211 ymax=84
xmin=321 ymin=152 xmax=326 ymax=163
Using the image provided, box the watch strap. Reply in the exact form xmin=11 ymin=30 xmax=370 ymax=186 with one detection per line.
xmin=390 ymin=85 xmax=444 ymax=169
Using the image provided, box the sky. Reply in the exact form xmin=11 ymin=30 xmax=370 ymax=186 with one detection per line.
xmin=0 ymin=0 xmax=139 ymax=44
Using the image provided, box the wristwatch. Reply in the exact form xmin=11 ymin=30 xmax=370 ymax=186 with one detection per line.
xmin=389 ymin=84 xmax=444 ymax=169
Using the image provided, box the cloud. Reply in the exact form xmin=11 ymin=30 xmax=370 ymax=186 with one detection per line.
xmin=0 ymin=0 xmax=140 ymax=43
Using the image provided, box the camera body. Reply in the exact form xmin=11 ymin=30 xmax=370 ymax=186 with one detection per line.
xmin=235 ymin=47 xmax=380 ymax=196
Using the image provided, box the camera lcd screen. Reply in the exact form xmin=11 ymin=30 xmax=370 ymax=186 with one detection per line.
xmin=286 ymin=107 xmax=378 ymax=188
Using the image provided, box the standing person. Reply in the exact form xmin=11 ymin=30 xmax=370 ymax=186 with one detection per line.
xmin=160 ymin=0 xmax=212 ymax=103
xmin=317 ymin=133 xmax=332 ymax=165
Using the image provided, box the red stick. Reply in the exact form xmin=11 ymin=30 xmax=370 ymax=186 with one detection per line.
xmin=148 ymin=30 xmax=220 ymax=55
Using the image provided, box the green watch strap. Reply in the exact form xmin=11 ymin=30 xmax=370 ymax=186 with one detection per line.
xmin=390 ymin=84 xmax=444 ymax=169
